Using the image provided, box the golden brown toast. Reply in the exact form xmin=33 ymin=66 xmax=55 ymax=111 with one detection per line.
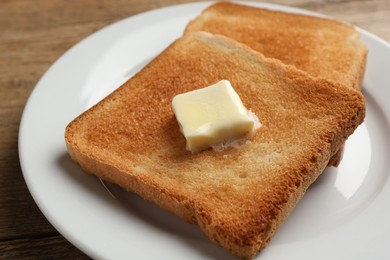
xmin=185 ymin=2 xmax=367 ymax=166
xmin=65 ymin=32 xmax=365 ymax=259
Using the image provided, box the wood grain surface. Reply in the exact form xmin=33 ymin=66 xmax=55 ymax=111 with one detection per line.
xmin=1 ymin=0 xmax=389 ymax=258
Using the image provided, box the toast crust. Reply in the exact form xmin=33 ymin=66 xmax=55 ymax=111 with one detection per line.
xmin=185 ymin=2 xmax=368 ymax=167
xmin=65 ymin=32 xmax=365 ymax=259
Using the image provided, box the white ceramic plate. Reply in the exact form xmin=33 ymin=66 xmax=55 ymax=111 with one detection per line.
xmin=19 ymin=2 xmax=390 ymax=259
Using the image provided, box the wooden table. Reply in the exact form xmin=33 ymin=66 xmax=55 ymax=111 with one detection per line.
xmin=1 ymin=0 xmax=389 ymax=258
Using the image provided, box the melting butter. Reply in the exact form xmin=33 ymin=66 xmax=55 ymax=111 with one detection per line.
xmin=172 ymin=80 xmax=261 ymax=153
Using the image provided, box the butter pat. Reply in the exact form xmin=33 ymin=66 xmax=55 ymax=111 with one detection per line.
xmin=172 ymin=80 xmax=260 ymax=153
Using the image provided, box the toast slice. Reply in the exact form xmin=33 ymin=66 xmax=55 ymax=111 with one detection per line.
xmin=65 ymin=32 xmax=365 ymax=259
xmin=185 ymin=2 xmax=367 ymax=166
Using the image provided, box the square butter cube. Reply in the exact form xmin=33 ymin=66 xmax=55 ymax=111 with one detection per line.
xmin=172 ymin=80 xmax=259 ymax=153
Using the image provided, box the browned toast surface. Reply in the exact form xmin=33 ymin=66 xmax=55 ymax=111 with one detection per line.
xmin=65 ymin=32 xmax=365 ymax=259
xmin=185 ymin=2 xmax=367 ymax=90
xmin=185 ymin=2 xmax=367 ymax=167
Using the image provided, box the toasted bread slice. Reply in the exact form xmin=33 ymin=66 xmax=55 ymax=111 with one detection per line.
xmin=185 ymin=2 xmax=367 ymax=90
xmin=65 ymin=32 xmax=365 ymax=259
xmin=185 ymin=2 xmax=367 ymax=166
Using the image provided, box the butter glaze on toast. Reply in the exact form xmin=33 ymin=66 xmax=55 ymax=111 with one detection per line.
xmin=65 ymin=32 xmax=365 ymax=259
xmin=185 ymin=2 xmax=367 ymax=166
